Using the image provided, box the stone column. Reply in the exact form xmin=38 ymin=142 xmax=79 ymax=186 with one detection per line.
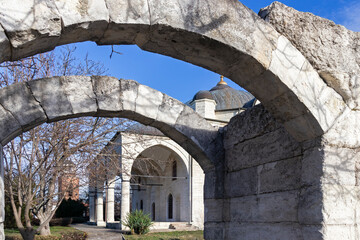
xmin=0 ymin=145 xmax=4 ymax=240
xmin=120 ymin=176 xmax=131 ymax=230
xmin=106 ymin=177 xmax=116 ymax=223
xmin=96 ymin=188 xmax=106 ymax=227
xmin=88 ymin=186 xmax=96 ymax=223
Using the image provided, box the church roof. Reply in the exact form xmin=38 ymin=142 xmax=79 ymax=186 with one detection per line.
xmin=123 ymin=123 xmax=164 ymax=136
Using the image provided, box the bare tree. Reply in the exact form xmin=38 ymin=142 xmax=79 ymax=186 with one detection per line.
xmin=0 ymin=47 xmax=130 ymax=240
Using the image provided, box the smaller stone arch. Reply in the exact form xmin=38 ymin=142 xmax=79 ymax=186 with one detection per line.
xmin=0 ymin=76 xmax=219 ymax=172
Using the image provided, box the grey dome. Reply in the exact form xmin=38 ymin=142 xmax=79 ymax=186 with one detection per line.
xmin=193 ymin=90 xmax=214 ymax=101
xmin=209 ymin=86 xmax=254 ymax=111
xmin=190 ymin=77 xmax=255 ymax=111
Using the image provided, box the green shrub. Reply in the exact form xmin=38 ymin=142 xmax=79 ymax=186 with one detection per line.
xmin=122 ymin=210 xmax=153 ymax=235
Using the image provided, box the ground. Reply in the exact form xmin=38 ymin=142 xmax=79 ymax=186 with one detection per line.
xmin=72 ymin=224 xmax=204 ymax=240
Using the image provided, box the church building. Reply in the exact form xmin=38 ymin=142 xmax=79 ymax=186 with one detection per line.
xmin=88 ymin=76 xmax=257 ymax=230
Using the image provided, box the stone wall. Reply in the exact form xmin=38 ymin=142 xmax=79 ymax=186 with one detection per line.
xmin=222 ymin=104 xmax=303 ymax=239
xmin=204 ymin=104 xmax=360 ymax=239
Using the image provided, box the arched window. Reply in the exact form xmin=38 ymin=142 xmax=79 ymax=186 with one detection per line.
xmin=140 ymin=200 xmax=143 ymax=211
xmin=168 ymin=194 xmax=173 ymax=219
xmin=172 ymin=160 xmax=177 ymax=181
xmin=152 ymin=203 xmax=155 ymax=221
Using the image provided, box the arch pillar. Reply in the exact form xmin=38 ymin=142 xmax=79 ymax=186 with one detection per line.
xmin=106 ymin=176 xmax=116 ymax=223
xmin=96 ymin=185 xmax=105 ymax=227
xmin=120 ymin=175 xmax=131 ymax=230
xmin=88 ymin=186 xmax=96 ymax=223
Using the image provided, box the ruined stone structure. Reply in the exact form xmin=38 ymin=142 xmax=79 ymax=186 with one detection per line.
xmin=0 ymin=0 xmax=359 ymax=239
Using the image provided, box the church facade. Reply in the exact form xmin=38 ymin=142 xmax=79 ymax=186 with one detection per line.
xmin=88 ymin=77 xmax=257 ymax=230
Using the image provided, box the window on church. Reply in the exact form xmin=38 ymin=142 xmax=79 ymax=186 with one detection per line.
xmin=168 ymin=194 xmax=173 ymax=219
xmin=152 ymin=202 xmax=155 ymax=221
xmin=172 ymin=160 xmax=177 ymax=181
xmin=140 ymin=200 xmax=143 ymax=211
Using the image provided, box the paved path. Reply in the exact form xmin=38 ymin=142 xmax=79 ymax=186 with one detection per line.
xmin=71 ymin=224 xmax=126 ymax=240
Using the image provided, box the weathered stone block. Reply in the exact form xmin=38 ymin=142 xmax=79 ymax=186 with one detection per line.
xmin=99 ymin=0 xmax=150 ymax=45
xmin=0 ymin=82 xmax=47 ymax=131
xmin=226 ymin=128 xmax=301 ymax=171
xmin=135 ymin=84 xmax=163 ymax=122
xmin=0 ymin=0 xmax=61 ymax=59
xmin=175 ymin=106 xmax=217 ymax=151
xmin=204 ymin=222 xmax=225 ymax=240
xmin=323 ymin=225 xmax=357 ymax=240
xmin=0 ymin=105 xmax=22 ymax=146
xmin=258 ymin=157 xmax=301 ymax=193
xmin=120 ymin=79 xmax=138 ymax=113
xmin=204 ymin=198 xmax=223 ymax=222
xmin=229 ymin=191 xmax=299 ymax=223
xmin=55 ymin=0 xmax=109 ymax=45
xmin=302 ymin=146 xmax=357 ymax=186
xmin=299 ymin=184 xmax=358 ymax=225
xmin=224 ymin=104 xmax=280 ymax=148
xmin=224 ymin=167 xmax=257 ymax=198
xmin=323 ymin=110 xmax=360 ymax=149
xmin=91 ymin=76 xmax=122 ymax=115
xmin=298 ymin=185 xmax=324 ymax=224
xmin=260 ymin=2 xmax=360 ymax=109
xmin=155 ymin=95 xmax=184 ymax=127
xmin=0 ymin=26 xmax=11 ymax=63
xmin=27 ymin=77 xmax=73 ymax=121
xmin=60 ymin=76 xmax=97 ymax=116
xmin=225 ymin=222 xmax=303 ymax=240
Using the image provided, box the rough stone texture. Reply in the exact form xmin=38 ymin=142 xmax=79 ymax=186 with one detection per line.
xmin=55 ymin=0 xmax=109 ymax=45
xmin=60 ymin=76 xmax=98 ymax=116
xmin=135 ymin=84 xmax=163 ymax=123
xmin=0 ymin=25 xmax=11 ymax=63
xmin=323 ymin=109 xmax=360 ymax=148
xmin=27 ymin=77 xmax=73 ymax=121
xmin=0 ymin=0 xmax=62 ymax=60
xmin=0 ymin=105 xmax=22 ymax=146
xmin=91 ymin=76 xmax=122 ymax=116
xmin=0 ymin=82 xmax=47 ymax=131
xmin=259 ymin=1 xmax=360 ymax=110
xmin=99 ymin=0 xmax=150 ymax=45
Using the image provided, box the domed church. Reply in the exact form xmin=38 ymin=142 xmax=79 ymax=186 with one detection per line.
xmin=88 ymin=76 xmax=258 ymax=230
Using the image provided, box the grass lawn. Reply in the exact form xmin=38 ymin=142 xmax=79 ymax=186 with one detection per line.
xmin=124 ymin=231 xmax=204 ymax=240
xmin=5 ymin=226 xmax=86 ymax=239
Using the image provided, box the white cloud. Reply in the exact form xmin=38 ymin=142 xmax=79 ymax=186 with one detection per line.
xmin=338 ymin=1 xmax=360 ymax=32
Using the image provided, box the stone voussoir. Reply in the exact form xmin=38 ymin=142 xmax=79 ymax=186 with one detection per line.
xmin=27 ymin=77 xmax=73 ymax=121
xmin=91 ymin=76 xmax=123 ymax=115
xmin=59 ymin=76 xmax=98 ymax=116
xmin=0 ymin=0 xmax=62 ymax=60
xmin=98 ymin=0 xmax=150 ymax=45
xmin=0 ymin=81 xmax=47 ymax=132
xmin=55 ymin=0 xmax=110 ymax=45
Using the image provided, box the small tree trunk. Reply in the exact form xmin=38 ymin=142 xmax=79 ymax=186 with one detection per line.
xmin=39 ymin=222 xmax=51 ymax=236
xmin=19 ymin=228 xmax=36 ymax=240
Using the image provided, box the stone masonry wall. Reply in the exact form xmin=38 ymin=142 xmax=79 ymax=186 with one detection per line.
xmin=204 ymin=103 xmax=360 ymax=240
xmin=222 ymin=104 xmax=303 ymax=239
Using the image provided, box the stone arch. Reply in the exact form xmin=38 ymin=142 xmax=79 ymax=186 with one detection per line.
xmin=0 ymin=0 xmax=346 ymax=142
xmin=0 ymin=75 xmax=217 ymax=172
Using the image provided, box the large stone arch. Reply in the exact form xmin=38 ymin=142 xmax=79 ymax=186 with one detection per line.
xmin=0 ymin=0 xmax=346 ymax=142
xmin=0 ymin=75 xmax=218 ymax=172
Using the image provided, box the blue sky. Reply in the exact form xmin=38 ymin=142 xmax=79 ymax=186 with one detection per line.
xmin=65 ymin=0 xmax=359 ymax=103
